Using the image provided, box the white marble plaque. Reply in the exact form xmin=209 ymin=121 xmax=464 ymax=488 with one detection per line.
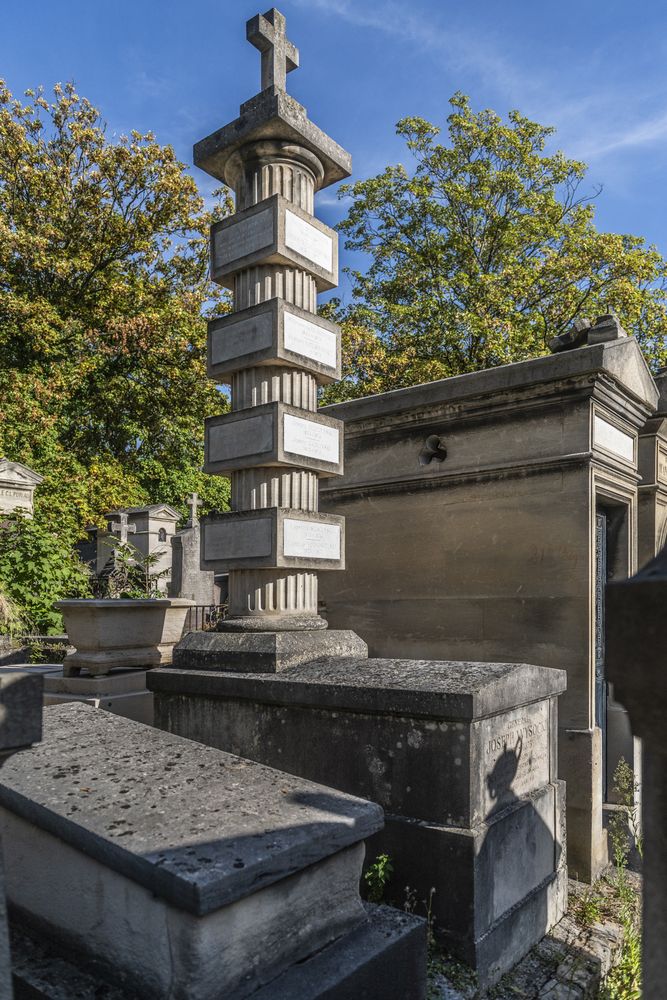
xmin=285 ymin=210 xmax=333 ymax=271
xmin=593 ymin=415 xmax=634 ymax=462
xmin=283 ymin=519 xmax=341 ymax=560
xmin=214 ymin=207 xmax=273 ymax=267
xmin=284 ymin=312 xmax=337 ymax=369
xmin=208 ymin=413 xmax=273 ymax=462
xmin=211 ymin=311 xmax=273 ymax=366
xmin=283 ymin=414 xmax=339 ymax=464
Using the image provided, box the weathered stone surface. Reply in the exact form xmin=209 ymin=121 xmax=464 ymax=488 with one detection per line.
xmin=56 ymin=598 xmax=195 ymax=677
xmin=0 ymin=704 xmax=393 ymax=999
xmin=10 ymin=903 xmax=427 ymax=1000
xmin=152 ymin=657 xmax=565 ymax=721
xmin=173 ymin=630 xmax=367 ymax=673
xmin=207 ymin=299 xmax=341 ymax=384
xmin=201 ymin=508 xmax=345 ymax=572
xmin=253 ymin=904 xmax=427 ymax=1000
xmin=210 ymin=194 xmax=338 ymax=290
xmin=0 ymin=459 xmax=43 ymax=519
xmin=0 ymin=704 xmax=382 ymax=915
xmin=204 ymin=400 xmax=343 ymax=477
xmin=151 ymin=657 xmax=566 ymax=986
xmin=548 ymin=318 xmax=591 ymax=354
xmin=0 ymin=672 xmax=42 ymax=755
xmin=319 ymin=336 xmax=656 ymax=882
xmin=193 ymin=88 xmax=351 ymax=191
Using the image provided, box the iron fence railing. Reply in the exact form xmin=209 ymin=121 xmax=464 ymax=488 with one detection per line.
xmin=183 ymin=605 xmax=226 ymax=633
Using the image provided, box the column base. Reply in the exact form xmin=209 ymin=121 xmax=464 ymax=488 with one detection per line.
xmin=174 ymin=629 xmax=368 ymax=673
xmin=220 ymin=613 xmax=328 ymax=632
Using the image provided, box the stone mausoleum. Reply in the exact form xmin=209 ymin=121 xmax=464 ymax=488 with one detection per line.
xmin=0 ymin=459 xmax=43 ymax=518
xmin=320 ymin=329 xmax=659 ymax=882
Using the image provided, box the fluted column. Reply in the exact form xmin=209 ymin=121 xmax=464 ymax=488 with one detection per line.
xmin=194 ymin=8 xmax=351 ymax=634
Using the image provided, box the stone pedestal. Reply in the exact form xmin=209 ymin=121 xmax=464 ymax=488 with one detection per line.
xmin=149 ymin=656 xmax=567 ymax=987
xmin=1 ymin=704 xmax=426 ymax=1000
xmin=0 ymin=670 xmax=43 ymax=1000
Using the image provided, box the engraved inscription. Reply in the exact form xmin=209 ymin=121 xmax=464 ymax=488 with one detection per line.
xmin=284 ymin=210 xmax=333 ymax=271
xmin=283 ymin=414 xmax=339 ymax=464
xmin=208 ymin=413 xmax=274 ymax=463
xmin=480 ymin=701 xmax=550 ymax=816
xmin=283 ymin=519 xmax=341 ymax=560
xmin=214 ymin=207 xmax=274 ymax=268
xmin=211 ymin=311 xmax=274 ymax=366
xmin=284 ymin=311 xmax=337 ymax=369
xmin=593 ymin=414 xmax=634 ymax=463
xmin=658 ymin=447 xmax=667 ymax=484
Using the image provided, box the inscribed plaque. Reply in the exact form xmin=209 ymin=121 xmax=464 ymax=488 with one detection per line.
xmin=284 ymin=210 xmax=333 ymax=271
xmin=283 ymin=414 xmax=339 ymax=464
xmin=284 ymin=312 xmax=337 ymax=369
xmin=283 ymin=519 xmax=341 ymax=560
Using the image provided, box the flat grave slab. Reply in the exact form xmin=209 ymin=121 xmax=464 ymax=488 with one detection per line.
xmin=0 ymin=704 xmax=386 ymax=999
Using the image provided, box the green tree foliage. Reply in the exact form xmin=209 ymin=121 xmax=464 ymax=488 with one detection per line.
xmin=325 ymin=93 xmax=667 ymax=400
xmin=0 ymin=80 xmax=232 ymax=542
xmin=0 ymin=512 xmax=91 ymax=633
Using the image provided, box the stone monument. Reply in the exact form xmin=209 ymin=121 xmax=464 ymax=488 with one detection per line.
xmin=191 ymin=6 xmax=363 ymax=669
xmin=0 ymin=460 xmax=43 ymax=519
xmin=2 ymin=704 xmax=426 ymax=998
xmin=170 ymin=493 xmax=218 ymax=607
xmin=318 ymin=334 xmax=658 ymax=882
xmin=149 ymin=9 xmax=568 ymax=986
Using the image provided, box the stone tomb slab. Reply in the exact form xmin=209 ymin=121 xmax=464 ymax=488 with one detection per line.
xmin=201 ymin=507 xmax=345 ymax=572
xmin=208 ymin=299 xmax=341 ymax=384
xmin=0 ymin=703 xmax=401 ymax=999
xmin=205 ymin=401 xmax=344 ymax=477
xmin=149 ymin=657 xmax=567 ymax=988
xmin=210 ymin=194 xmax=338 ymax=291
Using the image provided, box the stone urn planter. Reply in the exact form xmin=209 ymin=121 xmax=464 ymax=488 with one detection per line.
xmin=56 ymin=599 xmax=195 ymax=677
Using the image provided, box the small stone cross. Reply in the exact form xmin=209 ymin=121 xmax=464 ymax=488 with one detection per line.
xmin=186 ymin=492 xmax=203 ymax=528
xmin=109 ymin=512 xmax=136 ymax=545
xmin=246 ymin=8 xmax=299 ymax=93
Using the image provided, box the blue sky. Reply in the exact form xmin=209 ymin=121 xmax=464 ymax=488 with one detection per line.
xmin=2 ymin=0 xmax=667 ymax=303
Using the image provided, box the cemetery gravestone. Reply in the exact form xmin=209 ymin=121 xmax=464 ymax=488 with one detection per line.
xmin=1 ymin=704 xmax=426 ymax=999
xmin=149 ymin=8 xmax=568 ymax=986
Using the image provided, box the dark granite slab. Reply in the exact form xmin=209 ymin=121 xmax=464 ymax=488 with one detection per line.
xmin=149 ymin=657 xmax=566 ymax=720
xmin=0 ymin=704 xmax=383 ymax=916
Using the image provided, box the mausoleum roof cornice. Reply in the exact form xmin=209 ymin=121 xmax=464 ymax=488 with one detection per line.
xmin=322 ymin=338 xmax=659 ymax=427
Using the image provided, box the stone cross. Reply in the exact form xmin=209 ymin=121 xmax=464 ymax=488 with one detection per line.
xmin=246 ymin=7 xmax=299 ymax=92
xmin=186 ymin=492 xmax=202 ymax=528
xmin=109 ymin=512 xmax=136 ymax=545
